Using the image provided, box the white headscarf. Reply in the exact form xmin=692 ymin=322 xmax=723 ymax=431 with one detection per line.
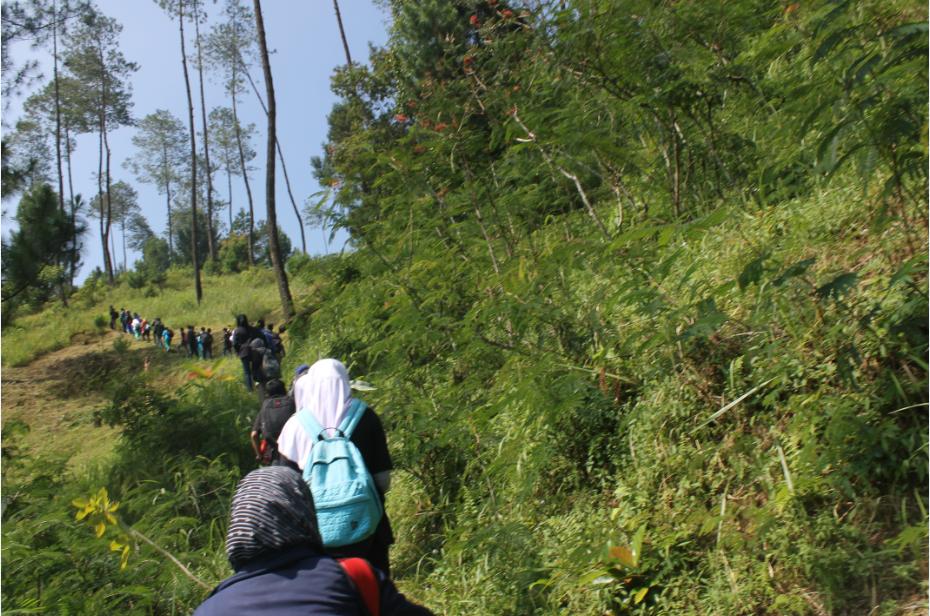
xmin=293 ymin=358 xmax=353 ymax=431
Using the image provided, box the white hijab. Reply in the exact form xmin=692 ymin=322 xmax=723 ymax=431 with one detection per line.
xmin=293 ymin=358 xmax=353 ymax=431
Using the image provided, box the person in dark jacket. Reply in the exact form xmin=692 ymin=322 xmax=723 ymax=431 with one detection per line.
xmin=277 ymin=359 xmax=396 ymax=576
xmin=193 ymin=466 xmax=433 ymax=616
xmin=233 ymin=314 xmax=258 ymax=390
xmin=250 ymin=379 xmax=295 ymax=464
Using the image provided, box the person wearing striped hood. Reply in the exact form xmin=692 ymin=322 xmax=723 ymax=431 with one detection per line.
xmin=194 ymin=466 xmax=433 ymax=616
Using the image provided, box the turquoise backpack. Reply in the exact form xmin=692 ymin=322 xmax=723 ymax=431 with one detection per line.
xmin=297 ymin=400 xmax=383 ymax=548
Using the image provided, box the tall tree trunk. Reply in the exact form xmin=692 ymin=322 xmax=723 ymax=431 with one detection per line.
xmin=162 ymin=144 xmax=174 ymax=259
xmin=253 ymin=0 xmax=294 ymax=319
xmin=98 ymin=117 xmax=113 ymax=281
xmin=226 ymin=164 xmax=233 ymax=230
xmin=96 ymin=34 xmax=114 ymax=283
xmin=242 ymin=68 xmax=306 ymax=253
xmin=179 ymin=0 xmax=203 ymax=303
xmin=104 ymin=129 xmax=115 ymax=277
xmin=120 ymin=212 xmax=127 ymax=271
xmin=193 ymin=0 xmax=216 ymax=261
xmin=231 ymin=82 xmax=255 ymax=265
xmin=333 ymin=0 xmax=352 ymax=66
xmin=52 ymin=0 xmax=64 ymax=213
xmin=65 ymin=123 xmax=77 ymax=289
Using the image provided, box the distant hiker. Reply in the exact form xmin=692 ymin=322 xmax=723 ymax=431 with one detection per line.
xmin=120 ymin=309 xmax=129 ymax=333
xmin=277 ymin=359 xmax=395 ymax=576
xmin=109 ymin=306 xmax=118 ymax=329
xmin=197 ymin=328 xmax=206 ymax=359
xmin=222 ymin=327 xmax=232 ymax=356
xmin=248 ymin=337 xmax=272 ymax=402
xmin=187 ymin=325 xmax=197 ymax=358
xmin=204 ymin=328 xmax=214 ymax=359
xmin=288 ymin=363 xmax=310 ymax=402
xmin=132 ymin=315 xmax=141 ymax=339
xmin=162 ymin=327 xmax=173 ymax=352
xmin=141 ymin=318 xmax=149 ymax=341
xmin=250 ymin=379 xmax=296 ymax=465
xmin=274 ymin=325 xmax=286 ymax=357
xmin=153 ymin=319 xmax=164 ymax=346
xmin=233 ymin=314 xmax=260 ymax=391
xmin=180 ymin=328 xmax=189 ymax=356
xmin=192 ymin=467 xmax=434 ymax=616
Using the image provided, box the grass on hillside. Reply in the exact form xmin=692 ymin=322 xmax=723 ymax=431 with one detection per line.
xmin=2 ymin=266 xmax=313 ymax=368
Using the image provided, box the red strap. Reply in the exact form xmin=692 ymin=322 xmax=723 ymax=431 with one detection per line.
xmin=338 ymin=557 xmax=380 ymax=616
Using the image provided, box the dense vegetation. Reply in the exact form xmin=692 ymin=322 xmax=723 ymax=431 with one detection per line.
xmin=2 ymin=0 xmax=927 ymax=614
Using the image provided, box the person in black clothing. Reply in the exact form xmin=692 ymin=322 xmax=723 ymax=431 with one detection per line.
xmin=192 ymin=466 xmax=434 ymax=616
xmin=109 ymin=306 xmax=118 ymax=329
xmin=204 ymin=328 xmax=214 ymax=359
xmin=249 ymin=379 xmax=296 ymax=465
xmin=233 ymin=314 xmax=260 ymax=390
xmin=276 ymin=359 xmax=396 ymax=577
xmin=187 ymin=325 xmax=197 ymax=358
xmin=222 ymin=327 xmax=232 ymax=356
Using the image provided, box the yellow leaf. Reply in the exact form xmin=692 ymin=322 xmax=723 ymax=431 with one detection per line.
xmin=608 ymin=545 xmax=637 ymax=568
xmin=109 ymin=501 xmax=120 ymax=512
xmin=94 ymin=522 xmax=106 ymax=538
xmin=105 ymin=512 xmax=117 ymax=525
xmin=97 ymin=487 xmax=108 ymax=501
xmin=120 ymin=545 xmax=130 ymax=570
xmin=109 ymin=540 xmax=123 ymax=552
xmin=72 ymin=498 xmax=88 ymax=509
xmin=634 ymin=587 xmax=649 ymax=604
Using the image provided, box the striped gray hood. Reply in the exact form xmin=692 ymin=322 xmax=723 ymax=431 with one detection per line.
xmin=225 ymin=466 xmax=322 ymax=570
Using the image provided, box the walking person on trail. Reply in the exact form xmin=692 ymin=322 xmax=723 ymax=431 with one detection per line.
xmin=233 ymin=314 xmax=261 ymax=391
xmin=187 ymin=325 xmax=197 ymax=358
xmin=192 ymin=466 xmax=434 ymax=616
xmin=162 ymin=326 xmax=173 ymax=352
xmin=141 ymin=318 xmax=149 ymax=341
xmin=120 ymin=309 xmax=129 ymax=333
xmin=132 ymin=314 xmax=142 ymax=340
xmin=204 ymin=328 xmax=214 ymax=359
xmin=250 ymin=379 xmax=296 ymax=465
xmin=288 ymin=363 xmax=310 ymax=402
xmin=197 ymin=328 xmax=206 ymax=359
xmin=222 ymin=327 xmax=232 ymax=356
xmin=180 ymin=328 xmax=189 ymax=356
xmin=276 ymin=359 xmax=396 ymax=576
xmin=109 ymin=306 xmax=118 ymax=329
xmin=152 ymin=319 xmax=164 ymax=346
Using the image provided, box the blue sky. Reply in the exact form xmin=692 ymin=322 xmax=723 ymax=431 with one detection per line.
xmin=3 ymin=0 xmax=391 ymax=281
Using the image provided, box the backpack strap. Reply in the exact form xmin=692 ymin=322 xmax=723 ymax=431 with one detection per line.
xmin=337 ymin=399 xmax=368 ymax=438
xmin=296 ymin=408 xmax=326 ymax=442
xmin=338 ymin=557 xmax=380 ymax=616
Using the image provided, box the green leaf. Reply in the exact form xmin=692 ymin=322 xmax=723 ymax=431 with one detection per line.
xmin=816 ymin=272 xmax=858 ymax=300
xmin=738 ymin=254 xmax=767 ymax=290
xmin=774 ymin=258 xmax=815 ymax=286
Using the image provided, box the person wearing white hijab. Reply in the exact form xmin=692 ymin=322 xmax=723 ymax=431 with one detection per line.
xmin=275 ymin=358 xmax=395 ymax=575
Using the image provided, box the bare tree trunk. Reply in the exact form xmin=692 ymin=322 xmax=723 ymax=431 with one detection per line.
xmin=193 ymin=0 xmax=216 ymax=261
xmin=242 ymin=68 xmax=306 ymax=253
xmin=226 ymin=164 xmax=233 ymax=231
xmin=65 ymin=123 xmax=77 ymax=288
xmin=162 ymin=144 xmax=174 ymax=259
xmin=333 ymin=0 xmax=352 ymax=65
xmin=52 ymin=0 xmax=65 ymax=213
xmin=253 ymin=0 xmax=294 ymax=319
xmin=179 ymin=0 xmax=203 ymax=303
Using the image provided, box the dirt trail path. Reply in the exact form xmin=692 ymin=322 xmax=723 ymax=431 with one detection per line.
xmin=2 ymin=332 xmax=126 ymax=470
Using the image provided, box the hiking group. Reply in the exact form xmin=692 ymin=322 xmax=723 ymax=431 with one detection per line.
xmin=196 ymin=353 xmax=432 ymax=615
xmin=105 ymin=306 xmax=428 ymax=613
xmin=107 ymin=306 xmax=285 ymax=365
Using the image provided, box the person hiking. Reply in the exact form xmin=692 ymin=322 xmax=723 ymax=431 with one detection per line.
xmin=132 ymin=314 xmax=141 ymax=340
xmin=192 ymin=466 xmax=434 ymax=616
xmin=222 ymin=327 xmax=232 ymax=356
xmin=180 ymin=328 xmax=189 ymax=356
xmin=277 ymin=359 xmax=396 ymax=576
xmin=204 ymin=328 xmax=214 ymax=359
xmin=250 ymin=379 xmax=296 ymax=465
xmin=109 ymin=306 xmax=118 ymax=329
xmin=187 ymin=325 xmax=197 ymax=358
xmin=274 ymin=324 xmax=287 ymax=358
xmin=162 ymin=327 xmax=173 ymax=352
xmin=197 ymin=328 xmax=206 ymax=359
xmin=233 ymin=314 xmax=261 ymax=391
xmin=288 ymin=363 xmax=310 ymax=402
xmin=140 ymin=318 xmax=149 ymax=341
xmin=153 ymin=319 xmax=164 ymax=346
xmin=120 ymin=309 xmax=128 ymax=333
